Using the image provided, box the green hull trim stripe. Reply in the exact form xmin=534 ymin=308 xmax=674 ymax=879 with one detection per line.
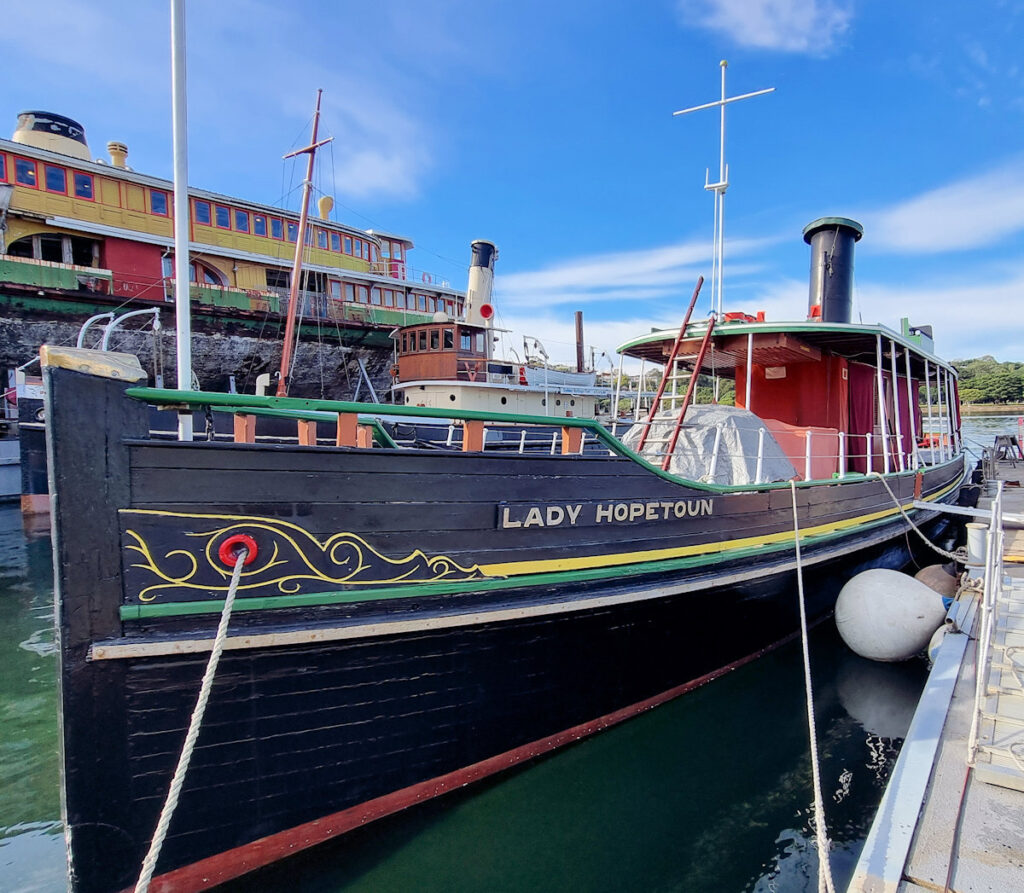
xmin=119 ymin=475 xmax=962 ymax=621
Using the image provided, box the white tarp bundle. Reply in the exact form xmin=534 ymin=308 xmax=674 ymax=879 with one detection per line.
xmin=619 ymin=404 xmax=797 ymax=485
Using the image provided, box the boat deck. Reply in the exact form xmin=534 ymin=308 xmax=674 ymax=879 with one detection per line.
xmin=849 ymin=451 xmax=1024 ymax=892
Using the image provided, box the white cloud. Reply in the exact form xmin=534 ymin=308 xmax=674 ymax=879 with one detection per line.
xmin=866 ymin=157 xmax=1024 ymax=253
xmin=496 ymin=235 xmax=779 ymax=311
xmin=0 ymin=1 xmax=439 ymax=203
xmin=675 ymin=0 xmax=853 ymax=54
xmin=855 ymin=269 xmax=1024 ymax=362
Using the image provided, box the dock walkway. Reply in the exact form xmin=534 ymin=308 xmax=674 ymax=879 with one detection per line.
xmin=849 ymin=454 xmax=1024 ymax=892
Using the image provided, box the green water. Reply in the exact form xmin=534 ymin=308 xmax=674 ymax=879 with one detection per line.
xmin=0 ymin=502 xmax=933 ymax=893
xmin=0 ymin=508 xmax=62 ymax=892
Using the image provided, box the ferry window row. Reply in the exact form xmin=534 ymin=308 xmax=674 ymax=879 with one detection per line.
xmin=191 ymin=198 xmax=374 ymax=259
xmin=2 ymin=153 xmax=95 ymax=201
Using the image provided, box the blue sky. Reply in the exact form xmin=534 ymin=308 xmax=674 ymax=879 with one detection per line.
xmin=3 ymin=1 xmax=1023 ymax=368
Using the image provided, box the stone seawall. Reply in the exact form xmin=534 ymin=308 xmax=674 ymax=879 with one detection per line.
xmin=0 ymin=313 xmax=394 ymax=401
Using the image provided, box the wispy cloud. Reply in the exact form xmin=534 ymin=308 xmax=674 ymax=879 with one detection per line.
xmin=675 ymin=0 xmax=853 ymax=54
xmin=856 ymin=266 xmax=1024 ymax=361
xmin=496 ymin=235 xmax=779 ymax=310
xmin=865 ymin=156 xmax=1024 ymax=253
xmin=0 ymin=1 xmax=441 ymax=203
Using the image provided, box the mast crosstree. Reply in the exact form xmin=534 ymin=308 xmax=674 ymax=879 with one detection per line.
xmin=673 ymin=61 xmax=774 ymax=317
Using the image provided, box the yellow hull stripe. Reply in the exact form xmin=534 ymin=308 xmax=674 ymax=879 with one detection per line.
xmin=477 ymin=477 xmax=962 ymax=578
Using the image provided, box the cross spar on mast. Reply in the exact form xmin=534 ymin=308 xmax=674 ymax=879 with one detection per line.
xmin=276 ymin=90 xmax=334 ymax=397
xmin=673 ymin=61 xmax=774 ymax=317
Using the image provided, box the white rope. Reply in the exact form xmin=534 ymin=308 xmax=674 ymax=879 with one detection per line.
xmin=134 ymin=548 xmax=248 ymax=893
xmin=868 ymin=471 xmax=960 ymax=561
xmin=789 ymin=481 xmax=836 ymax=893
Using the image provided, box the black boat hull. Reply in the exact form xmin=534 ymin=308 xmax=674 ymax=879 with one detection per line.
xmin=44 ymin=362 xmax=965 ymax=892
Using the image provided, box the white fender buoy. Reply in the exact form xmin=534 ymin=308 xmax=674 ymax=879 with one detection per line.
xmin=836 ymin=568 xmax=948 ymax=662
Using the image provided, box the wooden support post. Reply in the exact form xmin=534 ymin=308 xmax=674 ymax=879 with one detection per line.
xmin=297 ymin=418 xmax=318 ymax=446
xmin=562 ymin=426 xmax=583 ymax=455
xmin=462 ymin=420 xmax=485 ymax=452
xmin=336 ymin=412 xmax=358 ymax=447
xmin=233 ymin=413 xmax=256 ymax=443
xmin=356 ymin=425 xmax=375 ymax=448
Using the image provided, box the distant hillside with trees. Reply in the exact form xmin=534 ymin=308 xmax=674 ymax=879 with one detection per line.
xmin=954 ymin=356 xmax=1024 ymax=405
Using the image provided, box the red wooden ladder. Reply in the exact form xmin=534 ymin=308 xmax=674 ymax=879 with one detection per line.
xmin=636 ymin=278 xmax=717 ymax=472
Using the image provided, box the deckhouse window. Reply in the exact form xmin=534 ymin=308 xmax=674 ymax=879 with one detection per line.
xmin=215 ymin=205 xmax=230 ymax=228
xmin=418 ymin=331 xmax=427 ymax=351
xmin=393 ymin=243 xmax=403 ymax=260
xmin=344 ymin=284 xmax=355 ymax=302
xmin=234 ymin=209 xmax=249 ymax=232
xmin=356 ymin=285 xmax=368 ymax=303
xmin=330 ymin=232 xmax=341 ymax=252
xmin=287 ymin=222 xmax=298 ymax=242
xmin=270 ymin=218 xmax=283 ymax=239
xmin=73 ymin=172 xmax=94 ymax=200
xmin=343 ymin=236 xmax=352 ymax=254
xmin=354 ymin=240 xmax=363 ymax=259
xmin=430 ymin=330 xmax=439 ymax=350
xmin=370 ymin=287 xmax=381 ymax=305
xmin=317 ymin=229 xmax=328 ymax=250
xmin=0 ymin=155 xmax=6 ymax=181
xmin=418 ymin=295 xmax=427 ymax=312
xmin=194 ymin=200 xmax=211 ymax=224
xmin=44 ymin=165 xmax=67 ymax=194
xmin=461 ymin=332 xmax=472 ymax=351
xmin=15 ymin=157 xmax=36 ymax=187
xmin=151 ymin=190 xmax=169 ymax=216
xmin=253 ymin=215 xmax=267 ymax=237
xmin=443 ymin=328 xmax=454 ymax=349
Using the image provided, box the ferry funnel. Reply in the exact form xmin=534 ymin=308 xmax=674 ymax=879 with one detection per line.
xmin=12 ymin=111 xmax=91 ymax=161
xmin=464 ymin=240 xmax=497 ymax=328
xmin=803 ymin=217 xmax=863 ymax=324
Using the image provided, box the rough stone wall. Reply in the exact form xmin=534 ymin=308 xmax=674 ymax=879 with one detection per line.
xmin=0 ymin=313 xmax=395 ymax=401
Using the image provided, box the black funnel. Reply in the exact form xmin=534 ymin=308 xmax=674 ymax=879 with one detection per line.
xmin=803 ymin=217 xmax=863 ymax=323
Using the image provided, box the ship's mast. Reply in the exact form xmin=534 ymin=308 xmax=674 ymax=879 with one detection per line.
xmin=170 ymin=0 xmax=192 ymax=439
xmin=673 ymin=61 xmax=774 ymax=316
xmin=276 ymin=90 xmax=333 ymax=397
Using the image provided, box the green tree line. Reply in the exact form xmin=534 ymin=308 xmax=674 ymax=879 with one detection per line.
xmin=954 ymin=356 xmax=1024 ymax=405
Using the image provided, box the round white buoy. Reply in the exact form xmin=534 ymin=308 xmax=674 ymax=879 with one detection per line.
xmin=835 ymin=568 xmax=948 ymax=662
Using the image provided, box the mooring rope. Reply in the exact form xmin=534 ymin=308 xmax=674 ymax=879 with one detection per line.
xmin=133 ymin=547 xmax=248 ymax=893
xmin=868 ymin=471 xmax=960 ymax=561
xmin=789 ymin=481 xmax=836 ymax=893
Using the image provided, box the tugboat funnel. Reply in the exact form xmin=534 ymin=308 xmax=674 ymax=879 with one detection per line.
xmin=464 ymin=239 xmax=497 ymax=328
xmin=803 ymin=217 xmax=863 ymax=324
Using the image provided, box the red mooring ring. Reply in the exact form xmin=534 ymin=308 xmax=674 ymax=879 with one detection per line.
xmin=218 ymin=534 xmax=258 ymax=567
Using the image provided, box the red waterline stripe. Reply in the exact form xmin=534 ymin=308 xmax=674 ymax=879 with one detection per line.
xmin=137 ymin=630 xmax=802 ymax=893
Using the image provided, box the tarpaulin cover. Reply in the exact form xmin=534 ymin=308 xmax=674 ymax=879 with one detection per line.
xmin=620 ymin=404 xmax=798 ymax=485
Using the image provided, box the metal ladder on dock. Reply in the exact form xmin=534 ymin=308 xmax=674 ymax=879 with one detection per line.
xmin=968 ymin=483 xmax=1024 ymax=790
xmin=635 ymin=277 xmax=716 ymax=471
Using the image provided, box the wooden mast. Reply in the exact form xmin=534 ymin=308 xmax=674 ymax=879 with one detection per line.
xmin=276 ymin=90 xmax=333 ymax=397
